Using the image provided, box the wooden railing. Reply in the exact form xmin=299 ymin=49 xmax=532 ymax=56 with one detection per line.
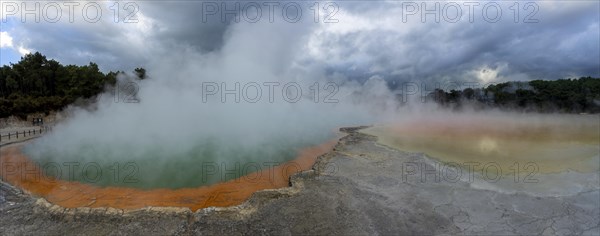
xmin=0 ymin=127 xmax=50 ymax=142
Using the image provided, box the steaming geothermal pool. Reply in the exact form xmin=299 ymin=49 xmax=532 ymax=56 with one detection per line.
xmin=21 ymin=133 xmax=336 ymax=189
xmin=1 ymin=137 xmax=338 ymax=210
xmin=362 ymin=114 xmax=600 ymax=174
xmin=361 ymin=113 xmax=600 ymax=196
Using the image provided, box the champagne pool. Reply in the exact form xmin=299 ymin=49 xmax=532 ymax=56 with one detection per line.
xmin=19 ymin=133 xmax=336 ymax=189
xmin=0 ymin=135 xmax=339 ymax=211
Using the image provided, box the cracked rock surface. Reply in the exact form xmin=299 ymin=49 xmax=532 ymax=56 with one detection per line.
xmin=1 ymin=127 xmax=598 ymax=235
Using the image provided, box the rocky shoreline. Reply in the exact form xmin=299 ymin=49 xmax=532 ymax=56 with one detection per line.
xmin=1 ymin=127 xmax=599 ymax=235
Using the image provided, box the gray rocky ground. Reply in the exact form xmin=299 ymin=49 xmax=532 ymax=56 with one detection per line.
xmin=1 ymin=127 xmax=598 ymax=235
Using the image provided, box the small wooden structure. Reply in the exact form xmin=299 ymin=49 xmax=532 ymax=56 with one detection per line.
xmin=32 ymin=118 xmax=44 ymax=126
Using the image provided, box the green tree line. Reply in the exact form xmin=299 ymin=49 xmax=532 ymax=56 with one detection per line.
xmin=430 ymin=77 xmax=600 ymax=113
xmin=0 ymin=52 xmax=145 ymax=118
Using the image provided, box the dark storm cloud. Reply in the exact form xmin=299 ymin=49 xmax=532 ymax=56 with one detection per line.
xmin=6 ymin=1 xmax=234 ymax=71
xmin=303 ymin=1 xmax=599 ymax=86
xmin=4 ymin=1 xmax=599 ymax=84
xmin=133 ymin=2 xmax=230 ymax=52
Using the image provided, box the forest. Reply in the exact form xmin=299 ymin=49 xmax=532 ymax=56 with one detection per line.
xmin=429 ymin=77 xmax=600 ymax=113
xmin=0 ymin=52 xmax=145 ymax=118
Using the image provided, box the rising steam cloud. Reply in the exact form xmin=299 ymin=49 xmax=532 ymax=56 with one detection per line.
xmin=22 ymin=11 xmax=600 ymax=191
xmin=24 ymin=19 xmax=399 ymax=188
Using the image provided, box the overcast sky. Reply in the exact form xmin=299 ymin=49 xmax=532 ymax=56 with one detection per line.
xmin=1 ymin=1 xmax=598 ymax=86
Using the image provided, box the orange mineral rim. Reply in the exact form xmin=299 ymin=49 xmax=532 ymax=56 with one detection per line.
xmin=0 ymin=138 xmax=338 ymax=211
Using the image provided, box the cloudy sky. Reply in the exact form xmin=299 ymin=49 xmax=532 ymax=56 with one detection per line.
xmin=1 ymin=1 xmax=598 ymax=86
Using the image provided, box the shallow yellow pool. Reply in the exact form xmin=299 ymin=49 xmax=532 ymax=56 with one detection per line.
xmin=363 ymin=113 xmax=600 ymax=174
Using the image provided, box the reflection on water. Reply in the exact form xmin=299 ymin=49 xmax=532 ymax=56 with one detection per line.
xmin=363 ymin=114 xmax=600 ymax=174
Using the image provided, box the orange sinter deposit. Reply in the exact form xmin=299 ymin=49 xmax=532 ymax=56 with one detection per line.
xmin=0 ymin=139 xmax=338 ymax=211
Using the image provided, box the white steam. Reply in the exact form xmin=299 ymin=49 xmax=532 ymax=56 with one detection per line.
xmin=24 ymin=19 xmax=400 ymax=188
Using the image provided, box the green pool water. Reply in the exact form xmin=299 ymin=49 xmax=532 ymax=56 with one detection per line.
xmin=23 ymin=133 xmax=333 ymax=189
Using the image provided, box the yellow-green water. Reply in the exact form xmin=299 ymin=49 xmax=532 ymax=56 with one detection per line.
xmin=362 ymin=114 xmax=600 ymax=174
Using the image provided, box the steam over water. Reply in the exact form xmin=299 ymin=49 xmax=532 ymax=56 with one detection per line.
xmin=18 ymin=18 xmax=600 ymax=191
xmin=24 ymin=134 xmax=328 ymax=189
xmin=363 ymin=113 xmax=600 ymax=174
xmin=21 ymin=20 xmax=391 ymax=189
xmin=362 ymin=112 xmax=600 ymax=196
xmin=21 ymin=75 xmax=385 ymax=189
